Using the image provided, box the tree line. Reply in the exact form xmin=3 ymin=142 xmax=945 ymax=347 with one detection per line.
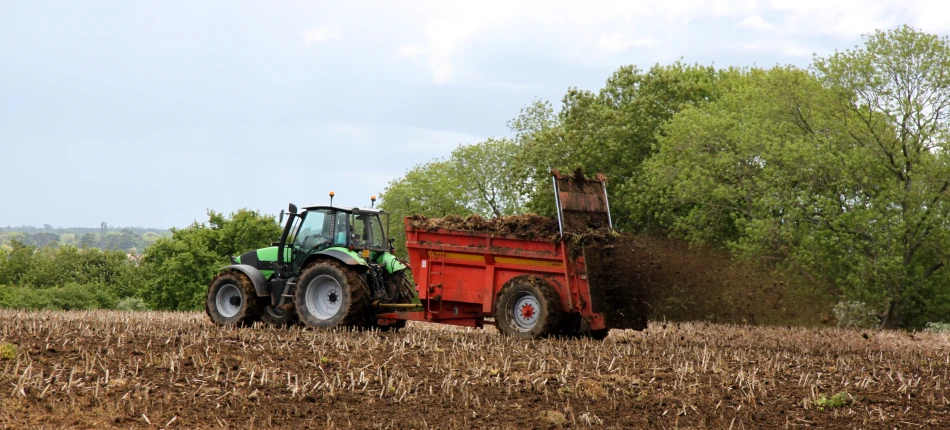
xmin=0 ymin=210 xmax=279 ymax=312
xmin=379 ymin=26 xmax=950 ymax=329
xmin=0 ymin=225 xmax=169 ymax=253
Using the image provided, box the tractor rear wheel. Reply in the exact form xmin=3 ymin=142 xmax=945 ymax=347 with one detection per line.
xmin=294 ymin=262 xmax=369 ymax=328
xmin=494 ymin=276 xmax=564 ymax=340
xmin=206 ymin=272 xmax=260 ymax=327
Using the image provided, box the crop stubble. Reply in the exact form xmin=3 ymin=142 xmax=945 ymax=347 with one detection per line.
xmin=1 ymin=310 xmax=948 ymax=428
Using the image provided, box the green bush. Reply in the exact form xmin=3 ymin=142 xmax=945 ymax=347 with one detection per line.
xmin=923 ymin=322 xmax=950 ymax=333
xmin=0 ymin=242 xmax=142 ymax=294
xmin=116 ymin=297 xmax=150 ymax=311
xmin=140 ymin=209 xmax=279 ymax=310
xmin=0 ymin=283 xmax=117 ymax=310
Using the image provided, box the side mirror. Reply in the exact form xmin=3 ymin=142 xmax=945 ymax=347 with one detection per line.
xmin=279 ymin=209 xmax=285 ymax=224
xmin=288 ymin=203 xmax=298 ymax=214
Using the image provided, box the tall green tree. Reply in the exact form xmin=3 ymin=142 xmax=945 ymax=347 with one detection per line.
xmin=379 ymin=138 xmax=531 ymax=257
xmin=378 ymin=159 xmax=471 ymax=257
xmin=642 ymin=27 xmax=950 ymax=327
xmin=811 ymin=26 xmax=950 ymax=326
xmin=513 ymin=62 xmax=728 ymax=225
xmin=452 ymin=138 xmax=527 ymax=217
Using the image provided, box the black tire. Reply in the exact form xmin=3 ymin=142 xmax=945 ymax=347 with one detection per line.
xmin=588 ymin=328 xmax=610 ymax=340
xmin=259 ymin=303 xmax=298 ymax=327
xmin=494 ymin=275 xmax=564 ymax=340
xmin=206 ymin=272 xmax=260 ymax=327
xmin=294 ymin=261 xmax=369 ymax=328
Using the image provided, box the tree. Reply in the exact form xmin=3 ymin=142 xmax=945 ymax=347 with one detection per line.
xmin=140 ymin=225 xmax=220 ymax=311
xmin=513 ymin=62 xmax=728 ymax=225
xmin=641 ymin=27 xmax=950 ymax=327
xmin=378 ymin=159 xmax=469 ymax=257
xmin=452 ymin=138 xmax=528 ymax=217
xmin=811 ymin=26 xmax=950 ymax=327
xmin=206 ymin=209 xmax=281 ymax=258
xmin=139 ymin=209 xmax=280 ymax=310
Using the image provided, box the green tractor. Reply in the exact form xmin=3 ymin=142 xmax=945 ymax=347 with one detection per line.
xmin=205 ymin=199 xmax=415 ymax=329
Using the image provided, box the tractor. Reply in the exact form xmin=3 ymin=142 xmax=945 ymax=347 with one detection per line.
xmin=205 ymin=196 xmax=415 ymax=329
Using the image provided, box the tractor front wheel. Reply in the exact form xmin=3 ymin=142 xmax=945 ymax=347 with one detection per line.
xmin=206 ymin=272 xmax=260 ymax=327
xmin=494 ymin=276 xmax=564 ymax=340
xmin=294 ymin=262 xmax=369 ymax=329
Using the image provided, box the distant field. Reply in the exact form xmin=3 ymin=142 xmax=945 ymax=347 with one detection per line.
xmin=1 ymin=310 xmax=947 ymax=428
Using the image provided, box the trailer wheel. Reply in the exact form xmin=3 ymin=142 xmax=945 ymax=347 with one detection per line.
xmin=494 ymin=276 xmax=563 ymax=339
xmin=294 ymin=262 xmax=369 ymax=329
xmin=206 ymin=272 xmax=260 ymax=327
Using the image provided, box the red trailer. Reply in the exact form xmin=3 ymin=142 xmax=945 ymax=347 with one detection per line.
xmin=375 ymin=171 xmax=646 ymax=339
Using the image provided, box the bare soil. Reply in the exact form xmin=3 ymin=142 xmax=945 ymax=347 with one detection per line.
xmin=1 ymin=310 xmax=948 ymax=429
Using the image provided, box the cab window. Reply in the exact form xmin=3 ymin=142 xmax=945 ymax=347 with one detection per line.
xmin=369 ymin=215 xmax=385 ymax=248
xmin=293 ymin=209 xmax=335 ymax=249
xmin=349 ymin=212 xmax=385 ymax=248
xmin=350 ymin=213 xmax=366 ymax=247
xmin=333 ymin=213 xmax=348 ymax=245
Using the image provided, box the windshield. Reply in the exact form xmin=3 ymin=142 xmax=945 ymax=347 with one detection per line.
xmin=350 ymin=212 xmax=386 ymax=249
xmin=293 ymin=209 xmax=337 ymax=249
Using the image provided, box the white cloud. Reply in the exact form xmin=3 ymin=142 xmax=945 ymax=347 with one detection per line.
xmin=737 ymin=40 xmax=813 ymax=58
xmin=394 ymin=7 xmax=497 ymax=83
xmin=782 ymin=43 xmax=813 ymax=58
xmin=738 ymin=42 xmax=762 ymax=51
xmin=738 ymin=15 xmax=776 ymax=31
xmin=400 ymin=127 xmax=481 ymax=152
xmin=309 ymin=1 xmax=950 ymax=83
xmin=307 ymin=121 xmax=481 ymax=153
xmin=597 ymin=32 xmax=657 ymax=53
xmin=389 ymin=0 xmax=760 ymax=82
xmin=300 ymin=27 xmax=342 ymax=46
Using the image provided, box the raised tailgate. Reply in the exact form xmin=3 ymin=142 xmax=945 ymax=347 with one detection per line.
xmin=552 ymin=170 xmax=612 ymax=234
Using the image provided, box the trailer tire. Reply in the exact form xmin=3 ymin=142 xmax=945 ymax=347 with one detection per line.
xmin=206 ymin=272 xmax=261 ymax=327
xmin=494 ymin=276 xmax=564 ymax=340
xmin=294 ymin=261 xmax=369 ymax=329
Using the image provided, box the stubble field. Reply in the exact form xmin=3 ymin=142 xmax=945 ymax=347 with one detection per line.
xmin=1 ymin=310 xmax=948 ymax=429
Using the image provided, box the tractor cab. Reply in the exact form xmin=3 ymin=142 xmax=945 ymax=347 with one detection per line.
xmin=284 ymin=205 xmax=392 ymax=272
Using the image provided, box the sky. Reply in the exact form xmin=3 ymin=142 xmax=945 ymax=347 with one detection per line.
xmin=2 ymin=0 xmax=949 ymax=228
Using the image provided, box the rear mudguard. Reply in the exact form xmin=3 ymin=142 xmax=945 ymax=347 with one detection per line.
xmin=217 ymin=264 xmax=270 ymax=297
xmin=315 ymin=248 xmax=368 ymax=266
